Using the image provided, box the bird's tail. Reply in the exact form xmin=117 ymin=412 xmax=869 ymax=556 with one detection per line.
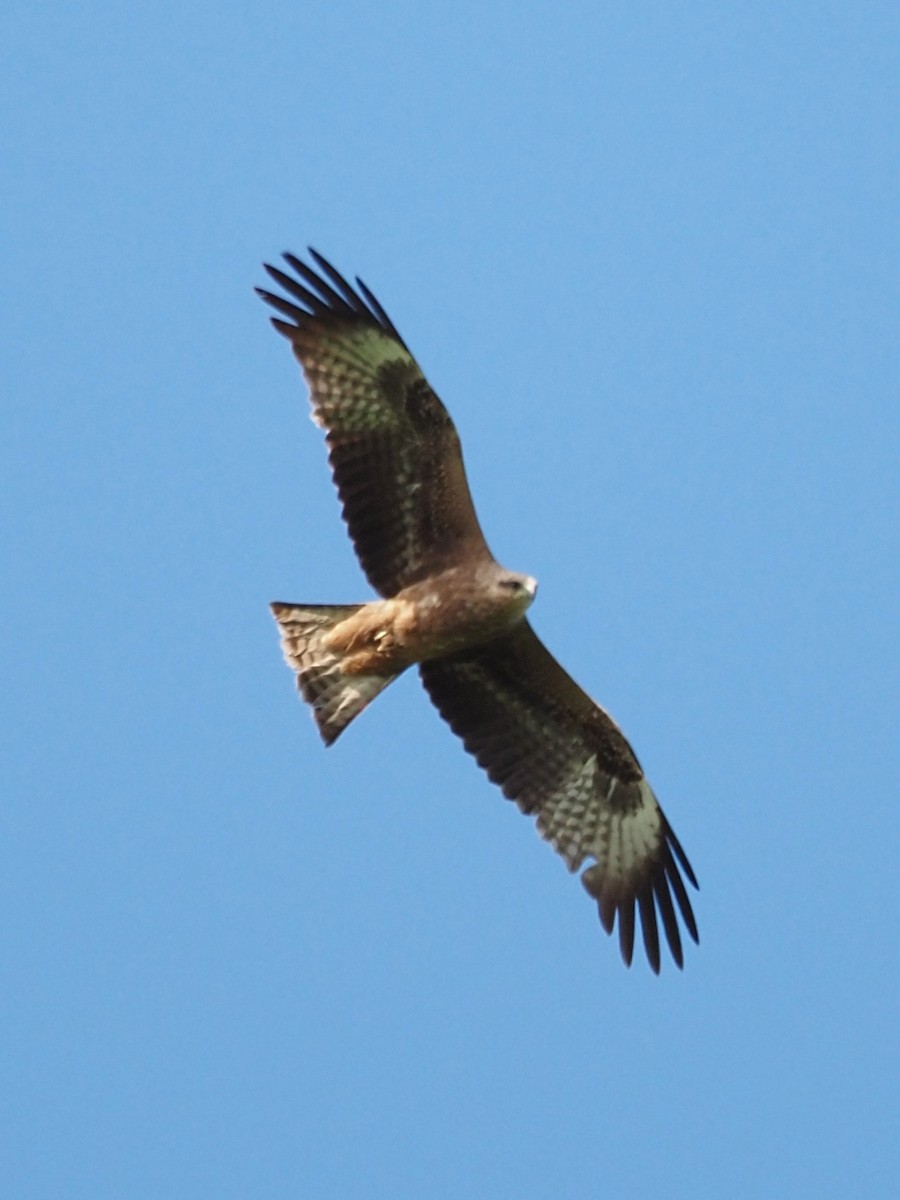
xmin=270 ymin=602 xmax=398 ymax=745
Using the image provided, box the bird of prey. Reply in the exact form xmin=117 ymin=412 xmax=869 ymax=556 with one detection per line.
xmin=257 ymin=249 xmax=698 ymax=972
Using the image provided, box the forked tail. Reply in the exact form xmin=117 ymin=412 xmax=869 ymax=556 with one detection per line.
xmin=270 ymin=602 xmax=398 ymax=745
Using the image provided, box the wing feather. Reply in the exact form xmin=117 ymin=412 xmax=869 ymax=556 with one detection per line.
xmin=257 ymin=250 xmax=492 ymax=596
xmin=419 ymin=621 xmax=699 ymax=972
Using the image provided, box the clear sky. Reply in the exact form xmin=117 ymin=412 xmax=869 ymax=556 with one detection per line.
xmin=4 ymin=3 xmax=899 ymax=1197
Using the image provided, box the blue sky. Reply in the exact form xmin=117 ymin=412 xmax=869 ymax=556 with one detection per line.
xmin=3 ymin=2 xmax=899 ymax=1196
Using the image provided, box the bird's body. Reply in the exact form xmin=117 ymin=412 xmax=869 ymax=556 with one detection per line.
xmin=257 ymin=249 xmax=699 ymax=972
xmin=270 ymin=563 xmax=537 ymax=743
xmin=320 ymin=564 xmax=536 ymax=675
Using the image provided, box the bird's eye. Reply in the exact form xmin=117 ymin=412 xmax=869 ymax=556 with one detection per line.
xmin=500 ymin=578 xmax=522 ymax=591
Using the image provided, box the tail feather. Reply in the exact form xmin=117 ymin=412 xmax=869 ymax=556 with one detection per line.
xmin=270 ymin=602 xmax=398 ymax=745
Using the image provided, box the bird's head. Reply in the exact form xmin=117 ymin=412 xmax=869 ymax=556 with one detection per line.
xmin=495 ymin=571 xmax=538 ymax=617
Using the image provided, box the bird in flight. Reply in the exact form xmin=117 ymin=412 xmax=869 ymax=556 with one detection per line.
xmin=257 ymin=249 xmax=698 ymax=972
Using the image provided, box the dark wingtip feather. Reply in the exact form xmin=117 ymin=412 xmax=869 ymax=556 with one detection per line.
xmin=256 ymin=287 xmax=306 ymax=326
xmin=598 ymin=894 xmax=616 ymax=937
xmin=355 ymin=276 xmax=407 ymax=345
xmin=257 ymin=248 xmax=405 ymax=345
xmin=664 ymin=843 xmax=700 ymax=945
xmin=618 ymin=894 xmax=636 ymax=967
xmin=305 ymin=248 xmax=369 ymax=312
xmin=255 ymin=284 xmax=282 ymax=306
xmin=282 ymin=253 xmax=354 ymax=316
xmin=639 ymin=886 xmax=661 ymax=975
xmin=270 ymin=318 xmax=296 ymax=338
xmin=583 ymin=827 xmax=698 ymax=970
xmin=653 ymin=873 xmax=684 ymax=969
xmin=667 ymin=823 xmax=699 ymax=890
xmin=265 ymin=263 xmax=329 ymax=313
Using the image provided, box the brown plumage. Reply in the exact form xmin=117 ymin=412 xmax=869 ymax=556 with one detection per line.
xmin=257 ymin=249 xmax=699 ymax=972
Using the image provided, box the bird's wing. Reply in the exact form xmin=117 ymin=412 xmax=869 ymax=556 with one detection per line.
xmin=419 ymin=621 xmax=699 ymax=972
xmin=257 ymin=250 xmax=493 ymax=597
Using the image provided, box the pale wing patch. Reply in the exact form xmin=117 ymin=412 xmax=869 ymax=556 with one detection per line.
xmin=303 ymin=329 xmax=419 ymax=434
xmin=536 ymin=758 xmax=663 ymax=882
xmin=305 ymin=360 xmax=411 ymax=435
xmin=589 ymin=777 xmax=663 ymax=881
xmin=339 ymin=326 xmax=417 ymax=371
xmin=535 ymin=752 xmax=602 ymax=867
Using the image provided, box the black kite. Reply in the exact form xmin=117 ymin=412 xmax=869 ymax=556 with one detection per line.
xmin=257 ymin=250 xmax=699 ymax=972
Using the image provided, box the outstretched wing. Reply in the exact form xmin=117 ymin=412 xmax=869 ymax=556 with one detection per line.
xmin=257 ymin=249 xmax=493 ymax=598
xmin=419 ymin=621 xmax=699 ymax=972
